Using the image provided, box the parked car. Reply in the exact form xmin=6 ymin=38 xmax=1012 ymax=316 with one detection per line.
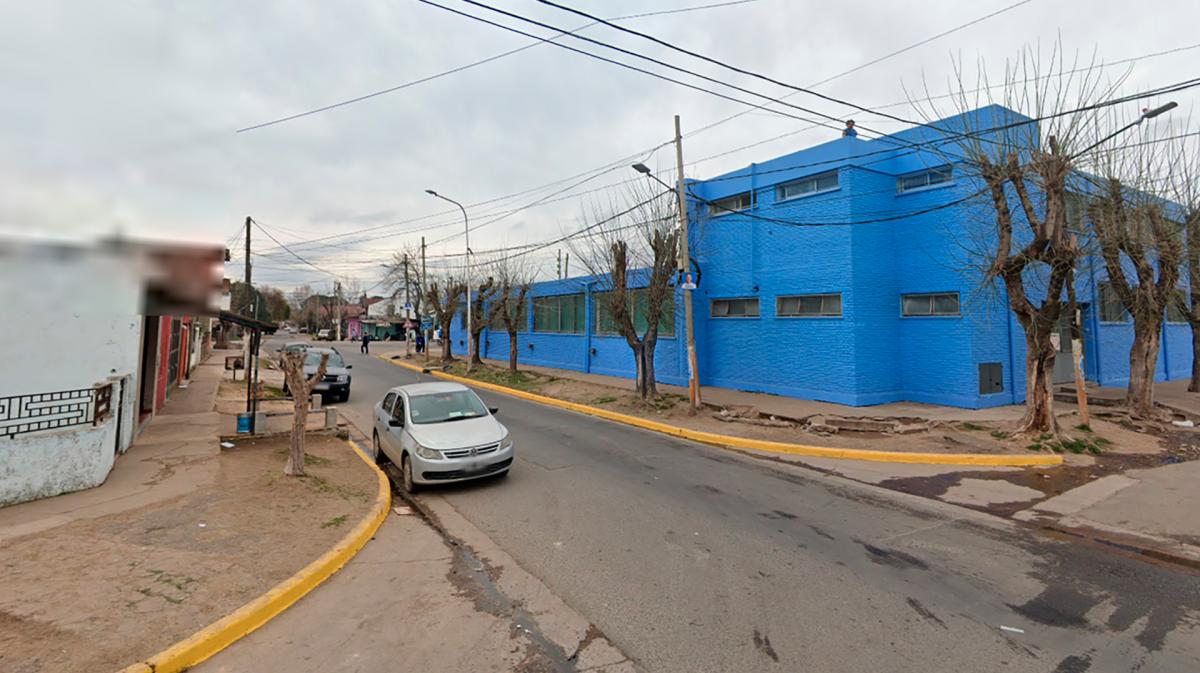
xmin=372 ymin=382 xmax=512 ymax=493
xmin=282 ymin=347 xmax=352 ymax=402
xmin=276 ymin=341 xmax=310 ymax=367
xmin=316 ymin=328 xmax=333 ymax=341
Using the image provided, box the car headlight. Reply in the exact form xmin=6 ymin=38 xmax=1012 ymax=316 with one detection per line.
xmin=415 ymin=444 xmax=441 ymax=460
xmin=336 ymin=374 xmax=349 ymax=383
xmin=500 ymin=434 xmax=513 ymax=451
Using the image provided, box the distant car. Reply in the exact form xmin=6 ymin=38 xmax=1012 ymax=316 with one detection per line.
xmin=316 ymin=329 xmax=333 ymax=341
xmin=276 ymin=341 xmax=310 ymax=366
xmin=282 ymin=347 xmax=352 ymax=402
xmin=372 ymin=382 xmax=512 ymax=493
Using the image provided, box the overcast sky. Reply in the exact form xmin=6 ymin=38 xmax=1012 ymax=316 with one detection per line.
xmin=3 ymin=0 xmax=1197 ymax=292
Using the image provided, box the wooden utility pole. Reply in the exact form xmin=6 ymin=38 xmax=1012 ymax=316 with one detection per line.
xmin=242 ymin=216 xmax=252 ymax=387
xmin=674 ymin=115 xmax=701 ymax=412
xmin=334 ymin=281 xmax=342 ymax=341
xmin=557 ymin=250 xmax=562 ymax=279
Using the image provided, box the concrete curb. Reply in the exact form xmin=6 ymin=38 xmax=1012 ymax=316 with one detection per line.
xmin=380 ymin=357 xmax=1061 ymax=467
xmin=117 ymin=438 xmax=391 ymax=673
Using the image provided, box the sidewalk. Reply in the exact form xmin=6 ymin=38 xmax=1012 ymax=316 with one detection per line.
xmin=473 ymin=356 xmax=1029 ymax=422
xmin=0 ymin=352 xmax=379 ymax=673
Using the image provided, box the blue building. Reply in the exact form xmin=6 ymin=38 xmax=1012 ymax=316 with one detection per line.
xmin=452 ymin=104 xmax=1192 ymax=409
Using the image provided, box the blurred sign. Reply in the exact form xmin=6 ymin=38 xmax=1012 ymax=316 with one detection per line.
xmin=680 ymin=272 xmax=697 ymax=291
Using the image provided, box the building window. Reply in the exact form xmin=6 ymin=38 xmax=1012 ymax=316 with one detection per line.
xmin=533 ymin=294 xmax=585 ymax=333
xmin=711 ymin=297 xmax=760 ymax=318
xmin=1065 ymin=192 xmax=1088 ymax=232
xmin=1098 ymin=283 xmax=1130 ymax=323
xmin=777 ymin=293 xmax=842 ymax=317
xmin=710 ymin=192 xmax=753 ymax=215
xmin=902 ymin=292 xmax=960 ymax=316
xmin=897 ymin=166 xmax=953 ymax=193
xmin=594 ymin=289 xmax=676 ymax=336
xmin=1167 ymin=290 xmax=1189 ymax=324
xmin=489 ymin=298 xmax=529 ymax=332
xmin=776 ymin=170 xmax=839 ymax=201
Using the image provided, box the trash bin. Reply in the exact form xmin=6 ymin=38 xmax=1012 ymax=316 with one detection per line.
xmin=236 ymin=412 xmax=253 ymax=434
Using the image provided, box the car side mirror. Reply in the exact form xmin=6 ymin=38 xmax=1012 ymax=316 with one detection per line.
xmin=488 ymin=407 xmax=499 ymax=415
xmin=346 ymin=364 xmax=353 ymax=369
xmin=388 ymin=418 xmax=403 ymax=428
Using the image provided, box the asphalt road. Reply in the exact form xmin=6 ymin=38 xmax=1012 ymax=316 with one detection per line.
xmin=284 ymin=337 xmax=1200 ymax=672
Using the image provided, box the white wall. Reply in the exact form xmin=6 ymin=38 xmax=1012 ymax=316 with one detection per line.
xmin=0 ymin=244 xmax=143 ymax=505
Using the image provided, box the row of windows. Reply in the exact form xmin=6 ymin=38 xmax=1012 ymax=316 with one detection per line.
xmin=709 ymin=292 xmax=960 ymax=318
xmin=468 ymin=291 xmax=677 ymax=336
xmin=707 ymin=166 xmax=953 ymax=216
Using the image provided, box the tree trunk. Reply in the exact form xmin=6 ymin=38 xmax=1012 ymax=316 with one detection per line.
xmin=508 ymin=329 xmax=519 ymax=373
xmin=1127 ymin=323 xmax=1161 ymax=418
xmin=643 ymin=333 xmax=659 ymax=399
xmin=631 ymin=341 xmax=646 ymax=398
xmin=470 ymin=329 xmax=484 ymax=367
xmin=1017 ymin=331 xmax=1058 ymax=435
xmin=440 ymin=319 xmax=453 ymax=362
xmin=284 ymin=392 xmax=308 ymax=476
xmin=1190 ymin=325 xmax=1200 ymax=393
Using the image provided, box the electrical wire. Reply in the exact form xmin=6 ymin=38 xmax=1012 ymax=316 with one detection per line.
xmin=236 ymin=0 xmax=763 ymax=133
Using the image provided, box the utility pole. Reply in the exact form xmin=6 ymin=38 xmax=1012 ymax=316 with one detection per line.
xmin=674 ymin=115 xmax=701 ymax=412
xmin=243 ymin=216 xmax=252 ymax=387
xmin=403 ymin=253 xmax=412 ymax=356
xmin=557 ymin=250 xmax=562 ymax=279
xmin=564 ymin=252 xmax=569 ymax=279
xmin=334 ymin=281 xmax=342 ymax=342
xmin=422 ymin=236 xmax=430 ymax=363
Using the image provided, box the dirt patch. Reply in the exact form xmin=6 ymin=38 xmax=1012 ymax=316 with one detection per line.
xmin=0 ymin=435 xmax=377 ymax=673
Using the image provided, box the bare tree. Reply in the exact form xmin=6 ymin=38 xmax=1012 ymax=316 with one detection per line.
xmin=918 ymin=44 xmax=1125 ymax=436
xmin=1167 ymin=130 xmax=1200 ymax=391
xmin=278 ymin=350 xmax=329 ymax=476
xmin=424 ymin=274 xmax=466 ymax=363
xmin=1086 ymin=118 xmax=1181 ymax=419
xmin=466 ymin=276 xmax=498 ymax=370
xmin=573 ymin=181 xmax=678 ymax=399
xmin=486 ymin=254 xmax=534 ymax=372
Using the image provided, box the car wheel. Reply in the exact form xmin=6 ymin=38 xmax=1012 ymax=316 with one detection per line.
xmin=372 ymin=431 xmax=388 ymax=466
xmin=341 ymin=390 xmax=350 ymax=403
xmin=400 ymin=454 xmax=420 ymax=494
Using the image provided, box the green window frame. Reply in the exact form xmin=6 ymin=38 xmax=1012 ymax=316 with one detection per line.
xmin=532 ymin=294 xmax=585 ymax=333
xmin=1098 ymin=283 xmax=1130 ymax=323
xmin=593 ymin=289 xmax=676 ymax=337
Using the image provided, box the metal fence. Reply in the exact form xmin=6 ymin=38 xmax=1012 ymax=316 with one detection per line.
xmin=0 ymin=385 xmax=109 ymax=439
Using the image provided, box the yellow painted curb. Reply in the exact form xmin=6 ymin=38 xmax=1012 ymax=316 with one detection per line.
xmin=380 ymin=355 xmax=1062 ymax=467
xmin=117 ymin=438 xmax=391 ymax=673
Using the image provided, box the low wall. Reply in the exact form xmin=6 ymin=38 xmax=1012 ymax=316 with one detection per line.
xmin=1 ymin=417 xmax=118 ymax=506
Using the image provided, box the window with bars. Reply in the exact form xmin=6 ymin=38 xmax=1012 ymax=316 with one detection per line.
xmin=710 ymin=191 xmax=753 ymax=215
xmin=897 ymin=166 xmax=953 ymax=193
xmin=1098 ymin=283 xmax=1130 ymax=322
xmin=532 ymin=294 xmax=585 ymax=333
xmin=901 ymin=292 xmax=960 ymax=316
xmin=593 ymin=289 xmax=676 ymax=336
xmin=776 ymin=170 xmax=839 ymax=201
xmin=777 ymin=293 xmax=842 ymax=317
xmin=711 ymin=297 xmax=760 ymax=318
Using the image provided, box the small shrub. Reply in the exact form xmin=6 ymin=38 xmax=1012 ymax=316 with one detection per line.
xmin=990 ymin=430 xmax=1009 ymax=439
xmin=961 ymin=422 xmax=986 ymax=431
xmin=592 ymin=395 xmax=617 ymax=405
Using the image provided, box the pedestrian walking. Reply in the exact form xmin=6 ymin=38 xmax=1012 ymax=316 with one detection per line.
xmin=415 ymin=332 xmax=425 ymax=354
xmin=360 ymin=333 xmax=372 ymax=354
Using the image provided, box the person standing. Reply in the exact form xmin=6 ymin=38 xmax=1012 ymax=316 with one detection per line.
xmin=842 ymin=120 xmax=857 ymax=137
xmin=360 ymin=332 xmax=372 ymax=354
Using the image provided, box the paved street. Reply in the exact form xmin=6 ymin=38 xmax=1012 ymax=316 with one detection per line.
xmin=292 ymin=338 xmax=1200 ymax=672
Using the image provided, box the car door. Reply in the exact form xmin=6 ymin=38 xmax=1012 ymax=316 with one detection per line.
xmin=376 ymin=392 xmax=396 ymax=454
xmin=382 ymin=392 xmax=408 ymax=460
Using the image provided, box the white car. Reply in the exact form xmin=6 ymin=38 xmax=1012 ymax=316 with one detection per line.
xmin=372 ymin=382 xmax=513 ymax=493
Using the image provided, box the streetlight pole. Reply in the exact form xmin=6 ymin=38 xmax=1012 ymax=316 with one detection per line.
xmin=632 ymin=114 xmax=701 ymax=412
xmin=425 ymin=190 xmax=472 ymax=366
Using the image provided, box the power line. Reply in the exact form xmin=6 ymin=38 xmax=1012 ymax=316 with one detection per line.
xmin=250 ymin=218 xmax=351 ymax=282
xmin=236 ymin=0 xmax=763 ymax=133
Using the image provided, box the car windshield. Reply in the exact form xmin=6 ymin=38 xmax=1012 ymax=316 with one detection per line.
xmin=304 ymin=351 xmax=344 ymax=368
xmin=408 ymin=390 xmax=489 ymax=424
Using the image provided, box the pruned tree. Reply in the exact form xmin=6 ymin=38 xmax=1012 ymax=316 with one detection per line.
xmin=917 ymin=44 xmax=1125 ymax=436
xmin=466 ymin=276 xmax=498 ymax=370
xmin=1167 ymin=129 xmax=1200 ymax=392
xmin=1085 ymin=119 xmax=1181 ymax=419
xmin=485 ymin=253 xmax=534 ymax=373
xmin=424 ymin=275 xmax=466 ymax=363
xmin=278 ymin=350 xmax=329 ymax=476
xmin=573 ymin=181 xmax=678 ymax=399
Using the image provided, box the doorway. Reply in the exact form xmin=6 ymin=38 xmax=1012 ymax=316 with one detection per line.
xmin=138 ymin=316 xmax=159 ymax=423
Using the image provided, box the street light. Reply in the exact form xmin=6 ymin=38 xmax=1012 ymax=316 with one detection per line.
xmin=1076 ymin=101 xmax=1178 ymax=157
xmin=425 ymin=189 xmax=473 ymax=366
